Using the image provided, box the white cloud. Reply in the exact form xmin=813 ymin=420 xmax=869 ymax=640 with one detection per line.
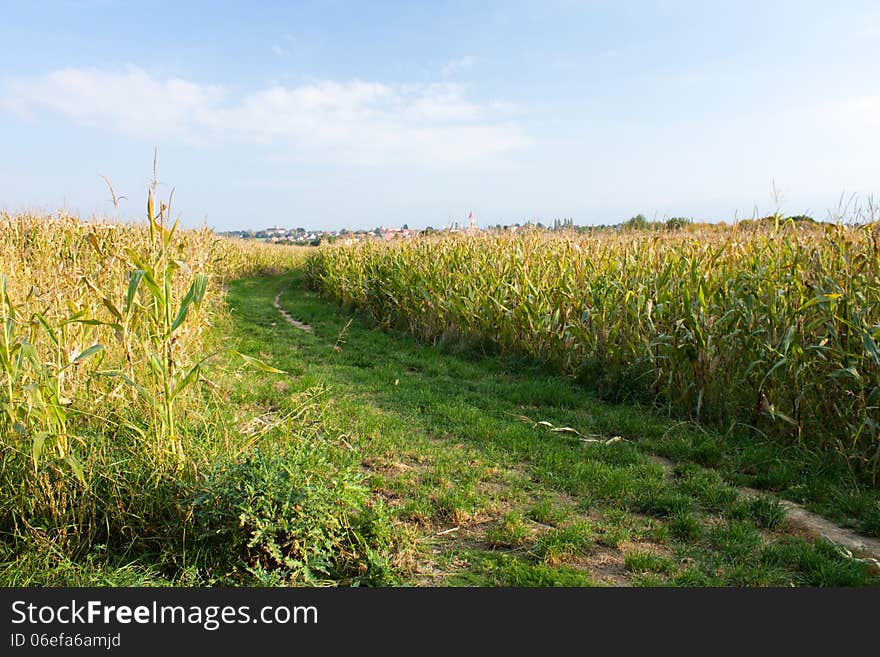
xmin=3 ymin=66 xmax=530 ymax=168
xmin=4 ymin=66 xmax=224 ymax=141
xmin=271 ymin=44 xmax=288 ymax=57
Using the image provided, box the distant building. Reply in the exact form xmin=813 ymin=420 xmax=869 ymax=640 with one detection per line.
xmin=465 ymin=211 xmax=481 ymax=234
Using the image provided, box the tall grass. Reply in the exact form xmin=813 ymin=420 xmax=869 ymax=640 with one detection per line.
xmin=306 ymin=220 xmax=880 ymax=480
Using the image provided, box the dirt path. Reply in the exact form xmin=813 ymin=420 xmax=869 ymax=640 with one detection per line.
xmin=742 ymin=488 xmax=880 ymax=568
xmin=273 ymin=288 xmax=313 ymax=332
xmin=650 ymin=456 xmax=880 ymax=569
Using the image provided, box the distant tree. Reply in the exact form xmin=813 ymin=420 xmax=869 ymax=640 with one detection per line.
xmin=665 ymin=216 xmax=692 ymax=230
xmin=622 ymin=214 xmax=650 ymax=230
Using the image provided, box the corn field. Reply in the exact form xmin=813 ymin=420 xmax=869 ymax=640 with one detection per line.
xmin=0 ymin=202 xmax=304 ymax=551
xmin=306 ymin=221 xmax=880 ymax=479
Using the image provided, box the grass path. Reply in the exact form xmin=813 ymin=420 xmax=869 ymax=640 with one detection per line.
xmin=227 ymin=270 xmax=880 ymax=586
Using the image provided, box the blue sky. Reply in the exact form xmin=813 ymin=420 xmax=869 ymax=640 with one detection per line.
xmin=1 ymin=0 xmax=879 ymax=231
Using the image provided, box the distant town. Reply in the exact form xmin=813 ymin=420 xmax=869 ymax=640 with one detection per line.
xmin=219 ymin=216 xmax=583 ymax=245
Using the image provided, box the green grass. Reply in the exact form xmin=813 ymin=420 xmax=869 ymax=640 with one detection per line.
xmin=450 ymin=552 xmax=596 ymax=587
xmin=485 ymin=512 xmax=533 ymax=548
xmin=0 ymin=545 xmax=178 ymax=587
xmin=624 ymin=550 xmax=676 ymax=575
xmin=533 ymin=522 xmax=595 ymax=565
xmin=218 ymin=270 xmax=880 ymax=587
